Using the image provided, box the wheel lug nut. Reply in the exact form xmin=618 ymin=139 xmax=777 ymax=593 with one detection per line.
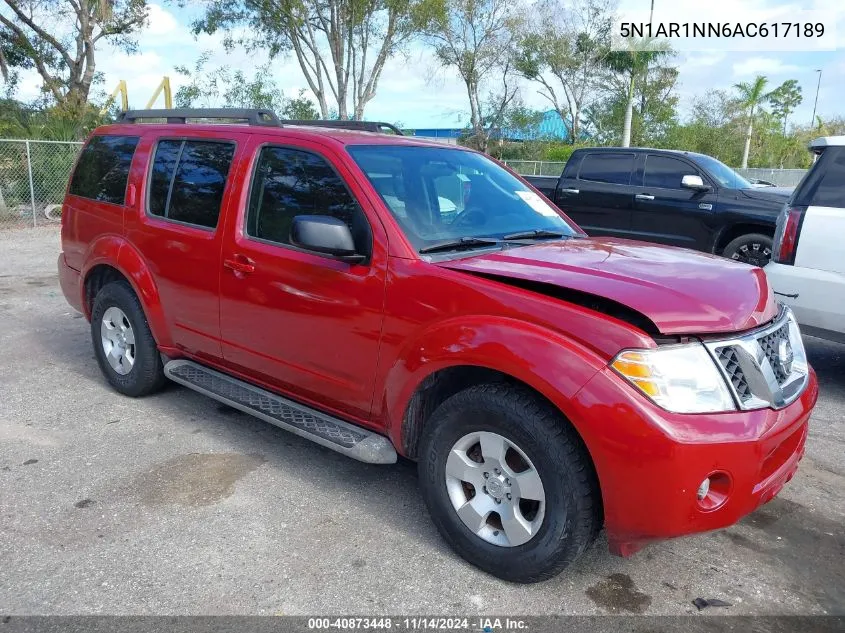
xmin=505 ymin=478 xmax=510 ymax=485
xmin=506 ymin=493 xmax=512 ymax=500
xmin=494 ymin=468 xmax=500 ymax=475
xmin=483 ymin=472 xmax=489 ymax=478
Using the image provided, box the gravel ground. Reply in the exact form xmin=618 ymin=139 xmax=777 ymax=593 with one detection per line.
xmin=0 ymin=227 xmax=843 ymax=616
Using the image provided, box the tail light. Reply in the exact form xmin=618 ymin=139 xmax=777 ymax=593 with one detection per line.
xmin=772 ymin=206 xmax=804 ymax=265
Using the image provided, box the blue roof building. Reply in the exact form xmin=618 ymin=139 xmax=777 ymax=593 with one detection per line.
xmin=408 ymin=110 xmax=571 ymax=142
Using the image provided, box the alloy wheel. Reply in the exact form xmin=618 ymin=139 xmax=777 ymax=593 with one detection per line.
xmin=444 ymin=431 xmax=545 ymax=547
xmin=730 ymin=241 xmax=772 ymax=267
xmin=100 ymin=306 xmax=136 ymax=375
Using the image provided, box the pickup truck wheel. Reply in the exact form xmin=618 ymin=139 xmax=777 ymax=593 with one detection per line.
xmin=90 ymin=281 xmax=166 ymax=397
xmin=722 ymin=233 xmax=773 ymax=267
xmin=418 ymin=383 xmax=600 ymax=583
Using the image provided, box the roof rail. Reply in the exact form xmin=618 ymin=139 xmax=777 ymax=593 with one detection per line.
xmin=118 ymin=108 xmax=281 ymax=127
xmin=280 ymin=120 xmax=404 ymax=135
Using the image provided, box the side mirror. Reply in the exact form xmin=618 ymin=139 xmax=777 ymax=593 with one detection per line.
xmin=291 ymin=215 xmax=366 ymax=263
xmin=681 ymin=174 xmax=709 ymax=191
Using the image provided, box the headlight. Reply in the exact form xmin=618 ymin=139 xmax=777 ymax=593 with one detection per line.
xmin=611 ymin=345 xmax=736 ymax=414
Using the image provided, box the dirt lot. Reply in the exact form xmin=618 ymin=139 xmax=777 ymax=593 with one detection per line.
xmin=1 ymin=227 xmax=843 ymax=615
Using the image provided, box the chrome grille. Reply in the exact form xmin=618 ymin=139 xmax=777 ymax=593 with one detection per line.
xmin=716 ymin=347 xmax=752 ymax=402
xmin=758 ymin=323 xmax=791 ymax=384
xmin=705 ymin=307 xmax=808 ymax=411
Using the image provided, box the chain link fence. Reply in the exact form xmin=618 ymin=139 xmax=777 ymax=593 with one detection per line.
xmin=502 ymin=160 xmax=568 ymax=176
xmin=0 ymin=139 xmax=83 ymax=230
xmin=504 ymin=160 xmax=808 ymax=187
xmin=735 ymin=168 xmax=807 ymax=188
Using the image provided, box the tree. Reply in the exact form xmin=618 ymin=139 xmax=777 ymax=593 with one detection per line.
xmin=514 ymin=0 xmax=612 ymax=144
xmin=660 ymin=91 xmax=743 ymax=164
xmin=0 ymin=0 xmax=148 ymax=107
xmin=603 ymin=39 xmax=671 ymax=147
xmin=282 ymin=89 xmax=320 ymax=120
xmin=769 ymin=79 xmax=802 ymax=135
xmin=175 ymin=54 xmax=321 ymax=119
xmin=195 ymin=0 xmax=433 ymax=120
xmin=735 ymin=75 xmax=770 ymax=169
xmin=423 ymin=0 xmax=523 ymax=153
xmin=175 ymin=54 xmax=286 ymax=112
xmin=486 ymin=102 xmax=544 ymax=158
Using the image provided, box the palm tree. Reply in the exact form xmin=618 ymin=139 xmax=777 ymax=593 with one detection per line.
xmin=605 ymin=39 xmax=670 ymax=147
xmin=735 ymin=75 xmax=770 ymax=169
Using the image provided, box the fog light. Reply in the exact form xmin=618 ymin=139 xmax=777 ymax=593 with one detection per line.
xmin=696 ymin=471 xmax=732 ymax=511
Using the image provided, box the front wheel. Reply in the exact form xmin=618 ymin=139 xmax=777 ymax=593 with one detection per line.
xmin=722 ymin=233 xmax=773 ymax=267
xmin=417 ymin=384 xmax=601 ymax=583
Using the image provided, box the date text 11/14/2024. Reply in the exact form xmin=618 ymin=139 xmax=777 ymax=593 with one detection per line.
xmin=307 ymin=618 xmax=528 ymax=631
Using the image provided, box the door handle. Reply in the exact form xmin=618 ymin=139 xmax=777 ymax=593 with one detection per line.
xmin=223 ymin=256 xmax=255 ymax=274
xmin=635 ymin=194 xmax=655 ymax=201
xmin=560 ymin=188 xmax=580 ymax=194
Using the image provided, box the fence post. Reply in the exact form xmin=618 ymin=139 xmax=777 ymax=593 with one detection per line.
xmin=25 ymin=140 xmax=36 ymax=227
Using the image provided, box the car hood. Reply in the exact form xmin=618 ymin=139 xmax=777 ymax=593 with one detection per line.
xmin=740 ymin=187 xmax=793 ymax=203
xmin=437 ymin=237 xmax=777 ymax=335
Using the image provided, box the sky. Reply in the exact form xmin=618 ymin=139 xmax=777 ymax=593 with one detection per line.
xmin=10 ymin=0 xmax=845 ymax=129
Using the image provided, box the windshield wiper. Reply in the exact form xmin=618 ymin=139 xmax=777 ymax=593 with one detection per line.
xmin=502 ymin=229 xmax=567 ymax=240
xmin=419 ymin=236 xmax=500 ymax=254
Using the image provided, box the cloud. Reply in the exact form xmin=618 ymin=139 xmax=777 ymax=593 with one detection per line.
xmin=683 ymin=53 xmax=727 ymax=69
xmin=96 ymin=51 xmax=170 ymax=105
xmin=144 ymin=4 xmax=180 ymax=37
xmin=732 ymin=57 xmax=803 ymax=76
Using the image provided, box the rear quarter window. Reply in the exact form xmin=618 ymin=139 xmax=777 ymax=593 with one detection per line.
xmin=147 ymin=139 xmax=236 ymax=229
xmin=69 ymin=135 xmax=139 ymax=204
xmin=794 ymin=146 xmax=845 ymax=208
xmin=578 ymin=153 xmax=635 ymax=185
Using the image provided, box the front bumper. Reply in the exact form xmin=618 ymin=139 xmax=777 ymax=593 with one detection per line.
xmin=570 ymin=363 xmax=819 ymax=556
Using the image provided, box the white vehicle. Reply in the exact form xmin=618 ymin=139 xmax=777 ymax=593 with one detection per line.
xmin=765 ymin=136 xmax=845 ymax=344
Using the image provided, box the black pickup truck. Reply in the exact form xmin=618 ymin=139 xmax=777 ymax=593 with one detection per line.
xmin=524 ymin=147 xmax=792 ymax=266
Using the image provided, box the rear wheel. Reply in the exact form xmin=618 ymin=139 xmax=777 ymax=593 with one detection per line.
xmin=417 ymin=383 xmax=601 ymax=583
xmin=722 ymin=233 xmax=773 ymax=267
xmin=90 ymin=281 xmax=166 ymax=397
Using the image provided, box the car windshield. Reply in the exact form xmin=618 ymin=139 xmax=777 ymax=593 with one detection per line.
xmin=347 ymin=145 xmax=579 ymax=252
xmin=692 ymin=154 xmax=753 ymax=189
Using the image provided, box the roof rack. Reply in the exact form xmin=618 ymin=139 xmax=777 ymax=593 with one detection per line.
xmin=117 ymin=109 xmax=403 ymax=135
xmin=280 ymin=120 xmax=404 ymax=135
xmin=118 ymin=108 xmax=281 ymax=127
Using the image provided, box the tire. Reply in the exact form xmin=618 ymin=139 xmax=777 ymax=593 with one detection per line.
xmin=90 ymin=280 xmax=166 ymax=397
xmin=722 ymin=233 xmax=773 ymax=267
xmin=417 ymin=383 xmax=601 ymax=583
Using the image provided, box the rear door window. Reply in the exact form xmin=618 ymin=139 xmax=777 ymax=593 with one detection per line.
xmin=69 ymin=135 xmax=139 ymax=204
xmin=578 ymin=153 xmax=635 ymax=185
xmin=795 ymin=147 xmax=845 ymax=208
xmin=147 ymin=139 xmax=235 ymax=229
xmin=643 ymin=155 xmax=698 ymax=189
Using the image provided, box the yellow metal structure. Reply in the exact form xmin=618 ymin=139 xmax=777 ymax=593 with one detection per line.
xmin=101 ymin=76 xmax=173 ymax=114
xmin=145 ymin=76 xmax=173 ymax=109
xmin=101 ymin=80 xmax=128 ymax=113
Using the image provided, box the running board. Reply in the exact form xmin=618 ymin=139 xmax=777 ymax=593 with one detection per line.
xmin=164 ymin=360 xmax=397 ymax=464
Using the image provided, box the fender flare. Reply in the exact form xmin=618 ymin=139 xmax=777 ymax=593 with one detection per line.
xmin=382 ymin=315 xmax=607 ymax=452
xmin=81 ymin=236 xmax=172 ymax=348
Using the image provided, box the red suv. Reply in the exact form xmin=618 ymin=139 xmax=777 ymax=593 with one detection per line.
xmin=58 ymin=109 xmax=818 ymax=583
